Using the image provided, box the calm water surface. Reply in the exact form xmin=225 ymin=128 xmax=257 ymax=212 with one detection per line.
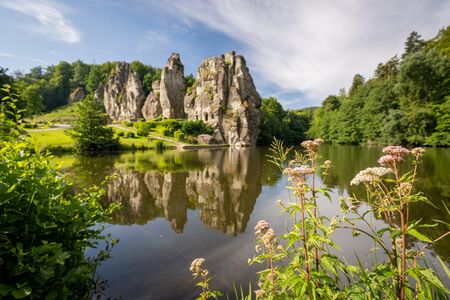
xmin=58 ymin=145 xmax=450 ymax=299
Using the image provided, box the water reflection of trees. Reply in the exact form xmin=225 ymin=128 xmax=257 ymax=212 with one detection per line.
xmin=319 ymin=145 xmax=450 ymax=262
xmin=70 ymin=148 xmax=263 ymax=235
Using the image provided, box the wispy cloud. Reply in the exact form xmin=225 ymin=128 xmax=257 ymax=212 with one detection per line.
xmin=0 ymin=0 xmax=80 ymax=43
xmin=143 ymin=0 xmax=450 ymax=104
xmin=137 ymin=30 xmax=170 ymax=52
xmin=0 ymin=52 xmax=49 ymax=65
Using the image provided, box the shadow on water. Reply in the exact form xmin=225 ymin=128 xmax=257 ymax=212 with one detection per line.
xmin=57 ymin=145 xmax=450 ymax=299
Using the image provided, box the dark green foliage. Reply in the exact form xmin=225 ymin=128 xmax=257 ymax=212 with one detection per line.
xmin=181 ymin=120 xmax=212 ymax=136
xmin=68 ymin=96 xmax=119 ymax=152
xmin=257 ymin=97 xmax=312 ymax=145
xmin=402 ymin=31 xmax=426 ymax=58
xmin=86 ymin=65 xmax=103 ymax=93
xmin=0 ymin=67 xmax=14 ymax=102
xmin=130 ymin=61 xmax=161 ymax=96
xmin=125 ymin=131 xmax=135 ymax=138
xmin=71 ymin=60 xmax=90 ymax=89
xmin=309 ymin=27 xmax=450 ymax=146
xmin=174 ymin=129 xmax=185 ymax=140
xmin=185 ymin=74 xmax=196 ymax=90
xmin=0 ymin=143 xmax=116 ymax=299
xmin=0 ymin=89 xmax=115 ymax=299
xmin=348 ymin=74 xmax=365 ymax=97
xmin=6 ymin=59 xmax=160 ymax=113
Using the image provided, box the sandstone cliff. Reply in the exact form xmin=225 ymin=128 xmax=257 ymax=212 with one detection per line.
xmin=142 ymin=80 xmax=162 ymax=120
xmin=98 ymin=52 xmax=261 ymax=145
xmin=184 ymin=51 xmax=261 ymax=146
xmin=102 ymin=62 xmax=146 ymax=121
xmin=159 ymin=53 xmax=186 ymax=119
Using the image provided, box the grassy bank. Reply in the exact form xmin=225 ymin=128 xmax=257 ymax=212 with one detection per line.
xmin=26 ymin=128 xmax=177 ymax=153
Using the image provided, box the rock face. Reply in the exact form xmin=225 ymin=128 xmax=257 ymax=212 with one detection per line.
xmin=68 ymin=87 xmax=86 ymax=104
xmin=102 ymin=62 xmax=145 ymax=121
xmin=96 ymin=52 xmax=261 ymax=145
xmin=94 ymin=83 xmax=104 ymax=102
xmin=142 ymin=80 xmax=162 ymax=120
xmin=159 ymin=53 xmax=186 ymax=119
xmin=184 ymin=51 xmax=261 ymax=146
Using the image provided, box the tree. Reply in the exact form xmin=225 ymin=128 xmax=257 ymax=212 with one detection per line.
xmin=86 ymin=65 xmax=103 ymax=93
xmin=68 ymin=96 xmax=119 ymax=152
xmin=71 ymin=59 xmax=90 ymax=89
xmin=48 ymin=61 xmax=73 ymax=109
xmin=402 ymin=31 xmax=425 ymax=58
xmin=0 ymin=67 xmax=14 ymax=102
xmin=348 ymin=74 xmax=365 ymax=97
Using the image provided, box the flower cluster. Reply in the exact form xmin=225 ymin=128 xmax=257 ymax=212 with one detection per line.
xmin=255 ymin=220 xmax=278 ymax=251
xmin=301 ymin=138 xmax=324 ymax=153
xmin=350 ymin=167 xmax=392 ymax=185
xmin=323 ymin=160 xmax=332 ymax=168
xmin=190 ymin=258 xmax=208 ymax=278
xmin=378 ymin=146 xmax=410 ymax=166
xmin=284 ymin=166 xmax=314 ymax=178
xmin=411 ymin=147 xmax=425 ymax=158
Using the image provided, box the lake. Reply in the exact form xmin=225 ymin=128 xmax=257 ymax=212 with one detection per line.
xmin=57 ymin=145 xmax=450 ymax=299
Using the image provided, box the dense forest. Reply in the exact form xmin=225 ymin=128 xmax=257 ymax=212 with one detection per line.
xmin=0 ymin=60 xmax=161 ymax=116
xmin=308 ymin=26 xmax=450 ymax=146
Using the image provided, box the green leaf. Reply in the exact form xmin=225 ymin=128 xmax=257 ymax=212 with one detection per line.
xmin=408 ymin=228 xmax=432 ymax=243
xmin=12 ymin=287 xmax=32 ymax=299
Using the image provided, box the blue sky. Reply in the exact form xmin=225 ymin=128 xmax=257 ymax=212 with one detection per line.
xmin=1 ymin=0 xmax=449 ymax=108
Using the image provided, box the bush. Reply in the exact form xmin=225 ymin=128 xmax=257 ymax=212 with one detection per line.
xmin=0 ymin=141 xmax=116 ymax=299
xmin=181 ymin=120 xmax=213 ymax=136
xmin=117 ymin=131 xmax=125 ymax=137
xmin=122 ymin=121 xmax=133 ymax=127
xmin=174 ymin=129 xmax=185 ymax=140
xmin=156 ymin=125 xmax=169 ymax=136
xmin=160 ymin=119 xmax=182 ymax=135
xmin=134 ymin=121 xmax=154 ymax=136
xmin=125 ymin=131 xmax=135 ymax=138
xmin=23 ymin=123 xmax=38 ymax=129
xmin=153 ymin=139 xmax=165 ymax=152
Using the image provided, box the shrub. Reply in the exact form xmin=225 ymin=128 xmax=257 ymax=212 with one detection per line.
xmin=0 ymin=141 xmax=117 ymax=299
xmin=23 ymin=123 xmax=38 ymax=129
xmin=117 ymin=131 xmax=125 ymax=137
xmin=122 ymin=121 xmax=133 ymax=127
xmin=160 ymin=119 xmax=182 ymax=135
xmin=153 ymin=139 xmax=166 ymax=152
xmin=125 ymin=131 xmax=135 ymax=138
xmin=174 ymin=129 xmax=185 ymax=140
xmin=181 ymin=120 xmax=212 ymax=135
xmin=134 ymin=121 xmax=154 ymax=136
xmin=156 ymin=125 xmax=169 ymax=136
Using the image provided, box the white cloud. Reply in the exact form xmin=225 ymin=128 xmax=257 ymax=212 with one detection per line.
xmin=137 ymin=30 xmax=170 ymax=52
xmin=0 ymin=0 xmax=80 ymax=43
xmin=0 ymin=52 xmax=49 ymax=64
xmin=143 ymin=0 xmax=450 ymax=105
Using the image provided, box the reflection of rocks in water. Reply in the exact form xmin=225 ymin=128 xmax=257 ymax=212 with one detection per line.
xmin=186 ymin=148 xmax=262 ymax=235
xmin=144 ymin=172 xmax=188 ymax=233
xmin=107 ymin=170 xmax=163 ymax=225
xmin=106 ymin=148 xmax=262 ymax=235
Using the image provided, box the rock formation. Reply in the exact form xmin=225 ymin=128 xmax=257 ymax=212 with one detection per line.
xmin=141 ymin=80 xmax=162 ymax=120
xmin=102 ymin=62 xmax=145 ymax=121
xmin=68 ymin=87 xmax=86 ymax=104
xmin=98 ymin=52 xmax=261 ymax=145
xmin=159 ymin=53 xmax=186 ymax=119
xmin=184 ymin=51 xmax=261 ymax=146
